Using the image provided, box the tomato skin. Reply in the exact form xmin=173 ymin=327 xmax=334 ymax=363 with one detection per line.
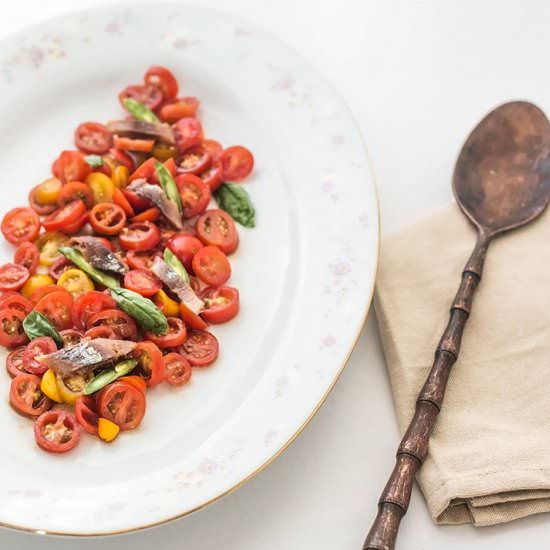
xmin=10 ymin=374 xmax=52 ymax=417
xmin=14 ymin=242 xmax=39 ymax=274
xmin=0 ymin=308 xmax=28 ymax=348
xmin=1 ymin=207 xmax=41 ymax=246
xmin=87 ymin=309 xmax=138 ymax=340
xmin=34 ymin=410 xmax=80 ymax=453
xmin=23 ymin=337 xmax=57 ymax=375
xmin=201 ymin=139 xmax=223 ymax=161
xmin=159 ymin=97 xmax=199 ymax=123
xmin=146 ymin=317 xmax=187 ymax=348
xmin=42 ymin=200 xmax=87 ymax=233
xmin=118 ymin=375 xmax=147 ymax=394
xmin=124 ymin=269 xmax=161 ymax=297
xmin=175 ymin=174 xmax=211 ymax=218
xmin=113 ymin=188 xmax=135 ymax=217
xmin=192 ymin=246 xmax=231 ymax=287
xmin=179 ymin=302 xmax=208 ymax=330
xmin=130 ymin=207 xmax=160 ymax=223
xmin=75 ymin=395 xmax=99 ymax=435
xmin=84 ymin=326 xmax=117 ymax=339
xmin=75 ymin=122 xmax=113 ymax=154
xmin=34 ymin=289 xmax=74 ymax=330
xmin=122 ymin=189 xmax=152 ymax=213
xmin=196 ymin=209 xmax=239 ymax=255
xmin=129 ymin=157 xmax=156 ymax=182
xmin=126 ymin=249 xmax=161 ymax=271
xmin=52 ymin=150 xmax=92 ymax=184
xmin=132 ymin=341 xmax=164 ymax=387
xmin=201 ymin=286 xmax=240 ymax=324
xmin=178 ymin=329 xmax=219 ymax=367
xmin=98 ymin=381 xmax=146 ymax=430
xmin=119 ymin=84 xmax=163 ymax=110
xmin=174 ymin=118 xmax=203 ymax=152
xmin=28 ymin=187 xmax=57 ymax=215
xmin=90 ymin=202 xmax=127 ymax=235
xmin=6 ymin=346 xmax=27 ymax=377
xmin=0 ymin=294 xmax=32 ymax=316
xmin=119 ymin=221 xmax=161 ymax=251
xmin=71 ymin=290 xmax=117 ymax=331
xmin=57 ymin=181 xmax=94 ymax=209
xmin=59 ymin=329 xmax=84 ymax=347
xmin=144 ymin=65 xmax=179 ymax=100
xmin=60 ymin=212 xmax=89 ymax=236
xmin=163 ymin=352 xmax=192 ymax=386
xmin=199 ymin=158 xmax=223 ymax=192
xmin=220 ymin=145 xmax=254 ymax=182
xmin=167 ymin=234 xmax=204 ymax=271
xmin=0 ymin=263 xmax=30 ymax=291
xmin=114 ymin=136 xmax=155 ymax=153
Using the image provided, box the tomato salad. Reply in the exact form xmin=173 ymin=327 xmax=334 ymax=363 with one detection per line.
xmin=0 ymin=66 xmax=256 ymax=453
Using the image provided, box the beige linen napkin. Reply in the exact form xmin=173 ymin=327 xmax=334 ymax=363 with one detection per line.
xmin=375 ymin=202 xmax=550 ymax=527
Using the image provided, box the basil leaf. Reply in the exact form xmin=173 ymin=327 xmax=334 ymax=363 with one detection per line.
xmin=59 ymin=247 xmax=120 ymax=289
xmin=214 ymin=183 xmax=256 ymax=228
xmin=23 ymin=311 xmax=63 ymax=348
xmin=109 ymin=287 xmax=168 ymax=334
xmin=84 ymin=359 xmax=137 ymax=395
xmin=163 ymin=248 xmax=189 ymax=283
xmin=154 ymin=161 xmax=183 ymax=214
xmin=84 ymin=155 xmax=104 ymax=168
xmin=123 ymin=98 xmax=159 ymax=123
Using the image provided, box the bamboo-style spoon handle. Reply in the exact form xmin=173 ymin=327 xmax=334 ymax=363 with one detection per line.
xmin=363 ymin=230 xmax=490 ymax=550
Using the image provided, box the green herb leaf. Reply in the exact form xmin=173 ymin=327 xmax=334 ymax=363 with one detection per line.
xmin=84 ymin=359 xmax=137 ymax=395
xmin=154 ymin=161 xmax=183 ymax=214
xmin=109 ymin=287 xmax=168 ymax=334
xmin=123 ymin=97 xmax=159 ymax=123
xmin=163 ymin=248 xmax=189 ymax=283
xmin=23 ymin=311 xmax=63 ymax=348
xmin=59 ymin=247 xmax=120 ymax=289
xmin=214 ymin=183 xmax=256 ymax=228
xmin=84 ymin=154 xmax=104 ymax=168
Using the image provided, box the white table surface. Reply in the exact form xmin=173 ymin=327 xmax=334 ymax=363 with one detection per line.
xmin=1 ymin=0 xmax=550 ymax=548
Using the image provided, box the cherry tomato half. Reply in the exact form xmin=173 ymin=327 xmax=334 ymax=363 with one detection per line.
xmin=118 ymin=375 xmax=147 ymax=394
xmin=174 ymin=117 xmax=203 ymax=152
xmin=14 ymin=242 xmax=39 ymax=274
xmin=75 ymin=122 xmax=113 ymax=154
xmin=28 ymin=186 xmax=57 ymax=216
xmin=22 ymin=336 xmax=57 ymax=375
xmin=0 ymin=293 xmax=32 ymax=315
xmin=144 ymin=65 xmax=179 ymax=101
xmin=159 ymin=97 xmax=199 ymax=123
xmin=6 ymin=346 xmax=27 ymax=377
xmin=42 ymin=200 xmax=87 ymax=233
xmin=201 ymin=139 xmax=223 ymax=161
xmin=122 ymin=189 xmax=152 ymax=213
xmin=132 ymin=341 xmax=164 ymax=387
xmin=124 ymin=269 xmax=161 ymax=297
xmin=119 ymin=221 xmax=161 ymax=251
xmin=192 ymin=246 xmax=231 ymax=287
xmin=179 ymin=302 xmax=208 ymax=331
xmin=52 ymin=150 xmax=92 ymax=184
xmin=49 ymin=256 xmax=73 ymax=281
xmin=201 ymin=286 xmax=240 ymax=324
xmin=71 ymin=290 xmax=117 ymax=331
xmin=34 ymin=410 xmax=80 ymax=453
xmin=220 ymin=146 xmax=254 ymax=182
xmin=1 ymin=207 xmax=41 ymax=246
xmin=34 ymin=289 xmax=74 ymax=330
xmin=126 ymin=249 xmax=161 ymax=271
xmin=75 ymin=395 xmax=99 ymax=435
xmin=113 ymin=188 xmax=135 ymax=217
xmin=199 ymin=158 xmax=223 ymax=192
xmin=98 ymin=381 xmax=146 ymax=430
xmin=10 ymin=374 xmax=52 ymax=417
xmin=163 ymin=352 xmax=192 ymax=386
xmin=146 ymin=317 xmax=187 ymax=348
xmin=196 ymin=209 xmax=239 ymax=255
xmin=0 ymin=308 xmax=28 ymax=348
xmin=59 ymin=329 xmax=84 ymax=347
xmin=87 ymin=309 xmax=138 ymax=340
xmin=167 ymin=234 xmax=204 ymax=271
xmin=176 ymin=173 xmax=211 ymax=218
xmin=178 ymin=329 xmax=219 ymax=367
xmin=119 ymin=84 xmax=163 ymax=110
xmin=57 ymin=181 xmax=94 ymax=209
xmin=176 ymin=147 xmax=212 ymax=175
xmin=129 ymin=157 xmax=156 ymax=182
xmin=84 ymin=326 xmax=117 ymax=339
xmin=130 ymin=207 xmax=160 ymax=223
xmin=0 ymin=263 xmax=30 ymax=291
xmin=90 ymin=202 xmax=127 ymax=235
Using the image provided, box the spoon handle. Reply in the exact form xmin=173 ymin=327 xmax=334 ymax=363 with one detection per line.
xmin=362 ymin=230 xmax=490 ymax=550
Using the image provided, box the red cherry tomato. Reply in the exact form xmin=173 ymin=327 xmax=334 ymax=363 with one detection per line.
xmin=1 ymin=207 xmax=41 ymax=245
xmin=59 ymin=329 xmax=84 ymax=347
xmin=57 ymin=181 xmax=94 ymax=209
xmin=167 ymin=234 xmax=204 ymax=271
xmin=132 ymin=341 xmax=164 ymax=387
xmin=146 ymin=317 xmax=187 ymax=348
xmin=178 ymin=329 xmax=219 ymax=367
xmin=34 ymin=410 xmax=80 ymax=453
xmin=176 ymin=147 xmax=212 ymax=175
xmin=119 ymin=221 xmax=161 ymax=251
xmin=220 ymin=145 xmax=254 ymax=182
xmin=124 ymin=269 xmax=161 ymax=297
xmin=130 ymin=207 xmax=160 ymax=223
xmin=179 ymin=302 xmax=208 ymax=331
xmin=74 ymin=122 xmax=113 ymax=154
xmin=200 ymin=286 xmax=240 ymax=324
xmin=126 ymin=249 xmax=161 ymax=271
xmin=118 ymin=375 xmax=147 ymax=394
xmin=28 ymin=187 xmax=57 ymax=215
xmin=196 ymin=209 xmax=239 ymax=254
xmin=129 ymin=157 xmax=156 ymax=182
xmin=163 ymin=352 xmax=192 ymax=386
xmin=192 ymin=246 xmax=231 ymax=287
xmin=119 ymin=84 xmax=163 ymax=110
xmin=174 ymin=117 xmax=203 ymax=152
xmin=14 ymin=242 xmax=39 ymax=274
xmin=52 ymin=150 xmax=92 ymax=184
xmin=34 ymin=289 xmax=74 ymax=330
xmin=29 ymin=284 xmax=64 ymax=304
xmin=0 ymin=293 xmax=32 ymax=315
xmin=176 ymin=174 xmax=211 ymax=218
xmin=201 ymin=139 xmax=223 ymax=161
xmin=6 ymin=346 xmax=27 ymax=377
xmin=49 ymin=256 xmax=73 ymax=281
xmin=10 ymin=374 xmax=52 ymax=417
xmin=103 ymin=147 xmax=135 ymax=172
xmin=113 ymin=136 xmax=155 ymax=153
xmin=71 ymin=291 xmax=118 ymax=331
xmin=84 ymin=326 xmax=117 ymax=339
xmin=42 ymin=200 xmax=87 ymax=232
xmin=159 ymin=97 xmax=199 ymax=123
xmin=0 ymin=263 xmax=29 ymax=291
xmin=122 ymin=189 xmax=152 ymax=213
xmin=144 ymin=65 xmax=179 ymax=101
xmin=75 ymin=395 xmax=99 ymax=435
xmin=90 ymin=202 xmax=127 ymax=235
xmin=199 ymin=158 xmax=223 ymax=191
xmin=149 ymin=158 xmax=176 ymax=186
xmin=98 ymin=381 xmax=146 ymax=429
xmin=113 ymin=188 xmax=135 ymax=217
xmin=60 ymin=211 xmax=89 ymax=236
xmin=0 ymin=308 xmax=28 ymax=348
xmin=22 ymin=337 xmax=57 ymax=375
xmin=87 ymin=309 xmax=138 ymax=341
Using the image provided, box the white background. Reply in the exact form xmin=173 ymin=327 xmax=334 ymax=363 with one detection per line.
xmin=1 ymin=1 xmax=550 ymax=548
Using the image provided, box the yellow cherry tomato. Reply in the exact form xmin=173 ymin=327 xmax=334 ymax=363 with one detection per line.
xmin=40 ymin=369 xmax=63 ymax=403
xmin=56 ymin=371 xmax=92 ymax=405
xmin=33 ymin=177 xmax=62 ymax=205
xmin=111 ymin=165 xmax=129 ymax=188
xmin=98 ymin=417 xmax=120 ymax=442
xmin=86 ymin=172 xmax=115 ymax=204
xmin=154 ymin=289 xmax=180 ymax=317
xmin=152 ymin=143 xmax=176 ymax=162
xmin=35 ymin=231 xmax=69 ymax=266
xmin=21 ymin=274 xmax=54 ymax=299
xmin=57 ymin=268 xmax=94 ymax=299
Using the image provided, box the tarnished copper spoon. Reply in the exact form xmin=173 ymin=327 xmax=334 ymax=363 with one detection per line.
xmin=363 ymin=101 xmax=550 ymax=550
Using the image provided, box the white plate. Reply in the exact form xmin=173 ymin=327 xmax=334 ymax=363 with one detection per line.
xmin=0 ymin=3 xmax=378 ymax=535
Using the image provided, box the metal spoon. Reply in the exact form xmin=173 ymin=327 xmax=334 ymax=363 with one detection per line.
xmin=363 ymin=101 xmax=550 ymax=550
